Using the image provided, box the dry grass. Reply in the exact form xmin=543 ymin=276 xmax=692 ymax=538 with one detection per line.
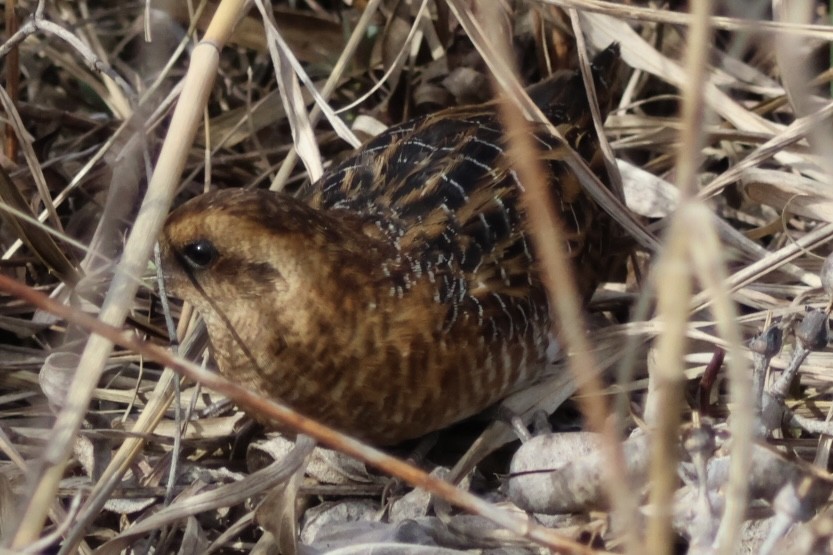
xmin=2 ymin=0 xmax=833 ymax=553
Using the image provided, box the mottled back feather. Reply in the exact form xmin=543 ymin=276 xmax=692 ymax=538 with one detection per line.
xmin=300 ymin=44 xmax=619 ymax=342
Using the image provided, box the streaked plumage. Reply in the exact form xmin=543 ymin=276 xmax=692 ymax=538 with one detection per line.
xmin=159 ymin=45 xmax=621 ymax=444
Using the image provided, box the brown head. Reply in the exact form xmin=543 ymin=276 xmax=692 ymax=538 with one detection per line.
xmin=160 ymin=188 xmax=386 ymax=307
xmin=160 ymin=189 xmax=386 ymax=394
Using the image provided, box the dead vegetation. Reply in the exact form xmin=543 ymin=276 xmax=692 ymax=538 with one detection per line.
xmin=2 ymin=0 xmax=833 ymax=553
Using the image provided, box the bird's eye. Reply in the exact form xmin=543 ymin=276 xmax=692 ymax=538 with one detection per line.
xmin=180 ymin=239 xmax=218 ymax=269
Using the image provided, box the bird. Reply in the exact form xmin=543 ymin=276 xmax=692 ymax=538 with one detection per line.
xmin=159 ymin=44 xmax=622 ymax=445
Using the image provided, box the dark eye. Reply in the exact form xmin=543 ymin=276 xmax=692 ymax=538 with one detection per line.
xmin=180 ymin=239 xmax=218 ymax=269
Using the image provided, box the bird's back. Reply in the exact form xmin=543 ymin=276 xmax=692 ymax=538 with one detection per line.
xmin=299 ymin=43 xmax=620 ymax=365
xmin=283 ymin=46 xmax=623 ymax=441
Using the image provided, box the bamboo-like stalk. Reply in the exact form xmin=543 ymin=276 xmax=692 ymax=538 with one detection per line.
xmin=6 ymin=0 xmax=252 ymax=548
xmin=646 ymin=2 xmax=716 ymax=553
xmin=645 ymin=207 xmax=694 ymax=554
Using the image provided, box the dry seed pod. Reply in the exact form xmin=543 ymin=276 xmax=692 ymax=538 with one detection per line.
xmin=795 ymin=308 xmax=829 ymax=352
xmin=820 ymin=251 xmax=833 ymax=301
xmin=749 ymin=325 xmax=783 ymax=359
